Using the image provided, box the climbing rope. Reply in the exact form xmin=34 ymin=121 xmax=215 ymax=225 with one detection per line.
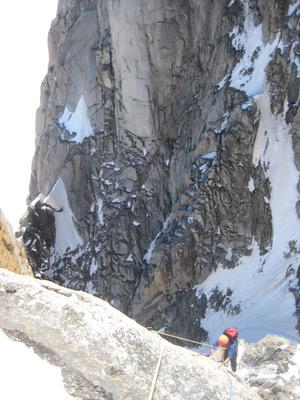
xmin=148 ymin=347 xmax=164 ymax=400
xmin=221 ymin=366 xmax=234 ymax=400
xmin=147 ymin=328 xmax=234 ymax=400
xmin=147 ymin=328 xmax=218 ymax=349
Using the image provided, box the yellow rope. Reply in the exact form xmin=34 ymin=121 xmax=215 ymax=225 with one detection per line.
xmin=148 ymin=328 xmax=218 ymax=349
xmin=147 ymin=329 xmax=233 ymax=400
xmin=148 ymin=347 xmax=164 ymax=400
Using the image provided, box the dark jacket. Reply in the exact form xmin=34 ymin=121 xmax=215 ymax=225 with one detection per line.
xmin=213 ymin=340 xmax=238 ymax=361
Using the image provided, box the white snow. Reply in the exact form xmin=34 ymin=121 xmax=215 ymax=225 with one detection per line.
xmin=241 ymin=101 xmax=252 ymax=110
xmin=195 ymin=91 xmax=300 ymax=344
xmin=112 ymin=198 xmax=121 ymax=204
xmin=215 ymin=112 xmax=229 ymax=133
xmin=288 ymin=2 xmax=300 ymax=16
xmin=248 ymin=177 xmax=255 ymax=192
xmin=104 ymin=179 xmax=113 ymax=186
xmin=143 ymin=147 xmax=147 ymax=156
xmin=0 ymin=329 xmax=72 ymax=400
xmin=44 ymin=178 xmax=83 ymax=255
xmin=89 ymin=258 xmax=98 ymax=276
xmin=280 ymin=345 xmax=300 ymax=382
xmin=291 ymin=42 xmax=300 ymax=78
xmin=165 ymin=159 xmax=170 ymax=167
xmin=217 ymin=74 xmax=231 ymax=90
xmin=97 ymin=198 xmax=104 ymax=225
xmin=29 ymin=193 xmax=45 ymax=207
xmin=85 ymin=280 xmax=96 ymax=294
xmin=133 ymin=221 xmax=140 ymax=226
xmin=126 ymin=254 xmax=134 ymax=262
xmin=143 ymin=217 xmax=170 ymax=264
xmin=230 ymin=5 xmax=280 ymax=97
xmin=187 ymin=216 xmax=194 ymax=224
xmin=201 ymin=152 xmax=217 ymax=160
xmin=228 ymin=0 xmax=236 ymax=6
xmin=89 ymin=147 xmax=96 ymax=156
xmin=225 ymin=248 xmax=233 ymax=262
xmin=58 ymin=96 xmax=93 ymax=143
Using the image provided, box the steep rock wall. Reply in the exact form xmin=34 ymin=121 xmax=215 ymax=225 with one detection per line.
xmin=23 ymin=0 xmax=300 ymax=340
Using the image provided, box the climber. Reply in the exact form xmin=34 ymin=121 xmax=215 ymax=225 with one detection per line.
xmin=210 ymin=327 xmax=239 ymax=372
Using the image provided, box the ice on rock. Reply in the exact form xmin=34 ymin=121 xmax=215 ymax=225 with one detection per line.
xmin=44 ymin=178 xmax=83 ymax=255
xmin=58 ymin=96 xmax=94 ymax=143
xmin=230 ymin=7 xmax=280 ymax=97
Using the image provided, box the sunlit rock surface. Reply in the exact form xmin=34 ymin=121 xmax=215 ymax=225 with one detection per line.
xmin=0 ymin=269 xmax=260 ymax=400
xmin=0 ymin=209 xmax=32 ymax=276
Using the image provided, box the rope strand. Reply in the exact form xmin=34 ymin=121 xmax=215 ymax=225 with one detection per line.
xmin=147 ymin=328 xmax=218 ymax=349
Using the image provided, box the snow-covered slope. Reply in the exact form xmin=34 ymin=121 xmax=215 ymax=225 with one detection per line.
xmin=0 ymin=330 xmax=71 ymax=400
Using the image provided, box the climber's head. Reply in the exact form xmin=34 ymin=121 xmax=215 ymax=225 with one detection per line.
xmin=218 ymin=334 xmax=229 ymax=347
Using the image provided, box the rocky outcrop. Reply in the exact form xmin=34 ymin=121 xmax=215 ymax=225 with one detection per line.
xmin=0 ymin=210 xmax=32 ymax=276
xmin=0 ymin=269 xmax=261 ymax=400
xmin=237 ymin=335 xmax=300 ymax=400
xmin=21 ymin=0 xmax=300 ymax=340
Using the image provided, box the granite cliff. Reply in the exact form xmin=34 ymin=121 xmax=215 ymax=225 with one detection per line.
xmin=20 ymin=0 xmax=300 ymax=342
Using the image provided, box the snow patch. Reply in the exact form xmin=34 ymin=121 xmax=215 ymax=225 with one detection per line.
xmin=143 ymin=217 xmax=170 ymax=264
xmin=126 ymin=254 xmax=134 ymax=262
xmin=44 ymin=178 xmax=83 ymax=255
xmin=241 ymin=101 xmax=253 ymax=110
xmin=288 ymin=2 xmax=300 ymax=16
xmin=281 ymin=345 xmax=300 ymax=381
xmin=97 ymin=198 xmax=104 ymax=225
xmin=58 ymin=96 xmax=93 ymax=143
xmin=230 ymin=7 xmax=279 ymax=97
xmin=201 ymin=152 xmax=217 ymax=160
xmin=217 ymin=74 xmax=231 ymax=90
xmin=89 ymin=258 xmax=98 ymax=276
xmin=112 ymin=198 xmax=121 ymax=204
xmin=215 ymin=112 xmax=229 ymax=133
xmin=228 ymin=0 xmax=236 ymax=6
xmin=195 ymin=92 xmax=300 ymax=343
xmin=0 ymin=330 xmax=72 ymax=400
xmin=29 ymin=193 xmax=45 ymax=207
xmin=133 ymin=221 xmax=140 ymax=226
xmin=248 ymin=177 xmax=255 ymax=192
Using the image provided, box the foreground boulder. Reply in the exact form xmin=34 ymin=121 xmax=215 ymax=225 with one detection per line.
xmin=0 ymin=210 xmax=32 ymax=276
xmin=237 ymin=336 xmax=300 ymax=400
xmin=0 ymin=269 xmax=259 ymax=400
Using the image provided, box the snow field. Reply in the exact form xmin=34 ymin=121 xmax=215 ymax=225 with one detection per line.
xmin=0 ymin=329 xmax=72 ymax=400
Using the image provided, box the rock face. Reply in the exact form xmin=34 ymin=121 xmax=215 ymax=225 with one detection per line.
xmin=0 ymin=269 xmax=261 ymax=400
xmin=22 ymin=0 xmax=300 ymax=340
xmin=0 ymin=210 xmax=32 ymax=276
xmin=237 ymin=335 xmax=300 ymax=400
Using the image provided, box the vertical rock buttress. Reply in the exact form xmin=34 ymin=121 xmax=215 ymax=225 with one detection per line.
xmin=23 ymin=0 xmax=300 ymax=340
